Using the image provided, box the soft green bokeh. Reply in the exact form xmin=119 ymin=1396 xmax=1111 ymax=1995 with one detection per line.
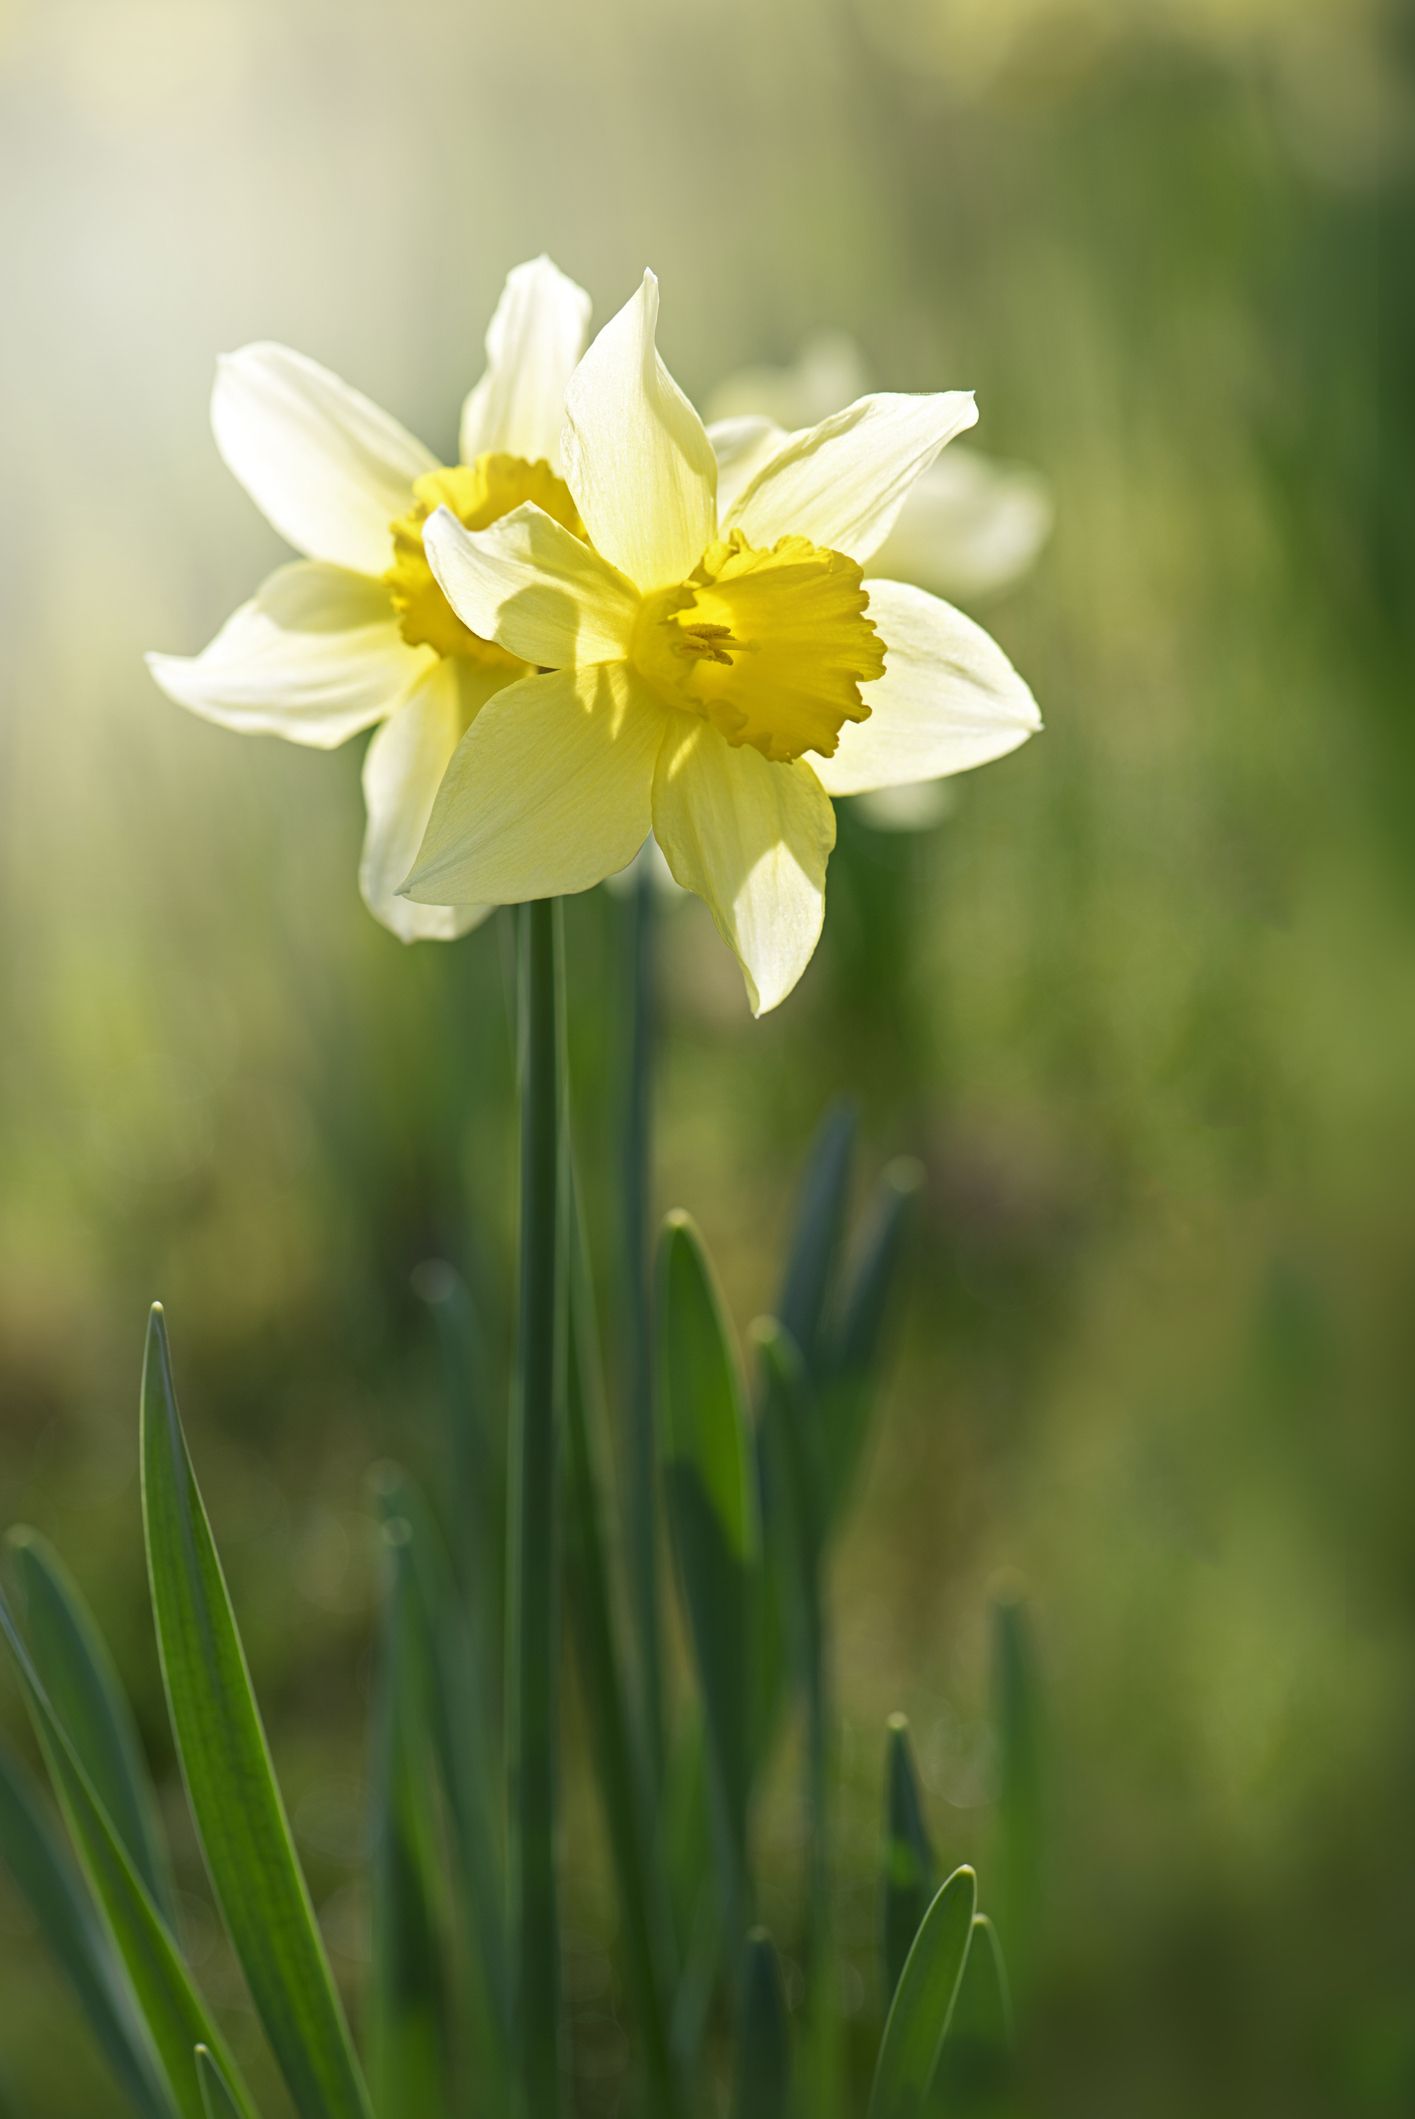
xmin=1 ymin=0 xmax=1411 ymax=2112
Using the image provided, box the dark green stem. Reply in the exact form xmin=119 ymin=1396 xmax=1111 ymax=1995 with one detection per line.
xmin=623 ymin=861 xmax=664 ymax=1790
xmin=508 ymin=897 xmax=564 ymax=2119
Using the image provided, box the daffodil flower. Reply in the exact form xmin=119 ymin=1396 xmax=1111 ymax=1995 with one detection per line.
xmin=404 ymin=274 xmax=1041 ymax=1014
xmin=147 ymin=256 xmax=591 ymax=940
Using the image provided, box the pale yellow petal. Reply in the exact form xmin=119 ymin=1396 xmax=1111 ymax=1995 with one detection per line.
xmin=562 ymin=272 xmax=717 ymax=590
xmin=726 ymin=391 xmax=978 ymax=565
xmin=868 ymin=444 xmax=1053 ymax=600
xmin=360 ymin=659 xmax=508 ymax=941
xmin=707 ymin=416 xmax=789 ymax=519
xmin=146 ymin=563 xmax=425 ymax=748
xmin=212 ymin=344 xmax=437 ymax=575
xmin=652 ymin=721 xmax=835 ymax=1016
xmin=405 ymin=662 xmax=668 ymax=905
xmin=812 ymin=579 xmax=1041 ymax=797
xmin=423 ymin=502 xmax=639 ymax=668
xmin=459 ymin=255 xmax=592 ymax=471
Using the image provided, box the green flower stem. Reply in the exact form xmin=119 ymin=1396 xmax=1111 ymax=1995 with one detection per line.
xmin=508 ymin=897 xmax=565 ymax=2119
xmin=623 ymin=859 xmax=665 ymax=1792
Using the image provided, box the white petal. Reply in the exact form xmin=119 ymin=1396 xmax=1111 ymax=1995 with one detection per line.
xmin=652 ymin=722 xmax=835 ymax=1017
xmin=706 ymin=332 xmax=871 ymax=429
xmin=405 ymin=662 xmax=668 ymax=905
xmin=562 ymin=272 xmax=717 ymax=591
xmin=459 ymin=255 xmax=592 ymax=471
xmin=727 ymin=392 xmax=978 ymax=565
xmin=423 ymin=502 xmax=639 ymax=668
xmin=212 ymin=343 xmax=438 ymax=575
xmin=707 ymin=416 xmax=789 ymax=519
xmin=812 ymin=579 xmax=1041 ymax=797
xmin=868 ymin=444 xmax=1053 ymax=600
xmin=147 ymin=563 xmax=425 ymax=748
xmin=360 ymin=660 xmax=509 ymax=942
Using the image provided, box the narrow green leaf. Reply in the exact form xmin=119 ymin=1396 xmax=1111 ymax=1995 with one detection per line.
xmin=8 ymin=1526 xmax=176 ymax=1925
xmin=992 ymin=1587 xmax=1041 ymax=1995
xmin=0 ymin=1739 xmax=174 ymax=2118
xmin=194 ymin=2047 xmax=243 ymax=2119
xmin=367 ymin=1517 xmax=450 ymax=2119
xmin=755 ymin=1322 xmax=839 ymax=2117
xmin=731 ymin=1929 xmax=790 ymax=2119
xmin=657 ymin=1212 xmax=759 ymax=1929
xmin=776 ymin=1102 xmax=856 ymax=1376
xmin=368 ymin=1470 xmax=509 ymax=2100
xmin=0 ymin=1589 xmax=252 ymax=2119
xmin=564 ymin=1172 xmax=680 ymax=2115
xmin=869 ymin=1865 xmax=977 ymax=2119
xmin=822 ymin=1158 xmax=923 ymax=1530
xmin=410 ymin=1258 xmax=504 ymax=1705
xmin=931 ymin=1915 xmax=1015 ymax=2115
xmin=882 ymin=1714 xmax=936 ymax=2003
xmin=140 ymin=1306 xmax=373 ymax=2119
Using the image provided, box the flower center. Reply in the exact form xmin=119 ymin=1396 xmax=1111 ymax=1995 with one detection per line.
xmin=387 ymin=452 xmax=584 ymax=662
xmin=631 ymin=530 xmax=885 ymax=763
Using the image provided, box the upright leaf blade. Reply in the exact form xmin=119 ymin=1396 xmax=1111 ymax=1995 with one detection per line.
xmin=869 ymin=1866 xmax=977 ymax=2119
xmin=0 ymin=1591 xmax=251 ymax=2119
xmin=755 ymin=1321 xmax=840 ymax=2116
xmin=9 ymin=1528 xmax=176 ymax=1927
xmin=367 ymin=1516 xmax=450 ymax=2119
xmin=883 ymin=1714 xmax=937 ymax=2003
xmin=776 ymin=1102 xmax=856 ymax=1376
xmin=194 ymin=2048 xmax=243 ymax=2119
xmin=0 ymin=1740 xmax=174 ymax=2119
xmin=657 ymin=1213 xmax=759 ymax=1930
xmin=931 ymin=1915 xmax=1015 ymax=2115
xmin=992 ymin=1588 xmax=1041 ymax=1996
xmin=369 ymin=1470 xmax=510 ymax=2102
xmin=821 ymin=1158 xmax=923 ymax=1530
xmin=731 ymin=1929 xmax=790 ymax=2119
xmin=140 ymin=1306 xmax=373 ymax=2119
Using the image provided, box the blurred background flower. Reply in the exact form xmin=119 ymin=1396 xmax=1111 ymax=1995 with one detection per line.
xmin=0 ymin=0 xmax=1410 ymax=2113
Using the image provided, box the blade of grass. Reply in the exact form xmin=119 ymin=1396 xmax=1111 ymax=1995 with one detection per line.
xmin=0 ymin=1588 xmax=253 ymax=2119
xmin=821 ymin=1158 xmax=923 ymax=1532
xmin=869 ymin=1866 xmax=976 ymax=2119
xmin=776 ymin=1102 xmax=856 ymax=1378
xmin=507 ymin=894 xmax=565 ymax=2119
xmin=367 ymin=1516 xmax=451 ymax=2119
xmin=0 ymin=1740 xmax=174 ymax=2119
xmin=564 ymin=1168 xmax=680 ymax=2116
xmin=194 ymin=2048 xmax=243 ymax=2119
xmin=140 ymin=1306 xmax=373 ymax=2119
xmin=657 ymin=1212 xmax=759 ymax=1950
xmin=731 ymin=1929 xmax=790 ymax=2119
xmin=8 ymin=1528 xmax=177 ymax=1927
xmin=882 ymin=1714 xmax=937 ymax=2003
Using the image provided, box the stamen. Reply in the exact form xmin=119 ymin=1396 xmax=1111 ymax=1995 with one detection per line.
xmin=676 ymin=623 xmax=739 ymax=666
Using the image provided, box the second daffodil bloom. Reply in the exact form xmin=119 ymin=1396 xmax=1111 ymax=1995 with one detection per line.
xmin=147 ymin=257 xmax=591 ymax=940
xmin=405 ymin=274 xmax=1042 ymax=1014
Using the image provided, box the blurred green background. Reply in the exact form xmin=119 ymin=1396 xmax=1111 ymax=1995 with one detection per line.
xmin=1 ymin=0 xmax=1411 ymax=2112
